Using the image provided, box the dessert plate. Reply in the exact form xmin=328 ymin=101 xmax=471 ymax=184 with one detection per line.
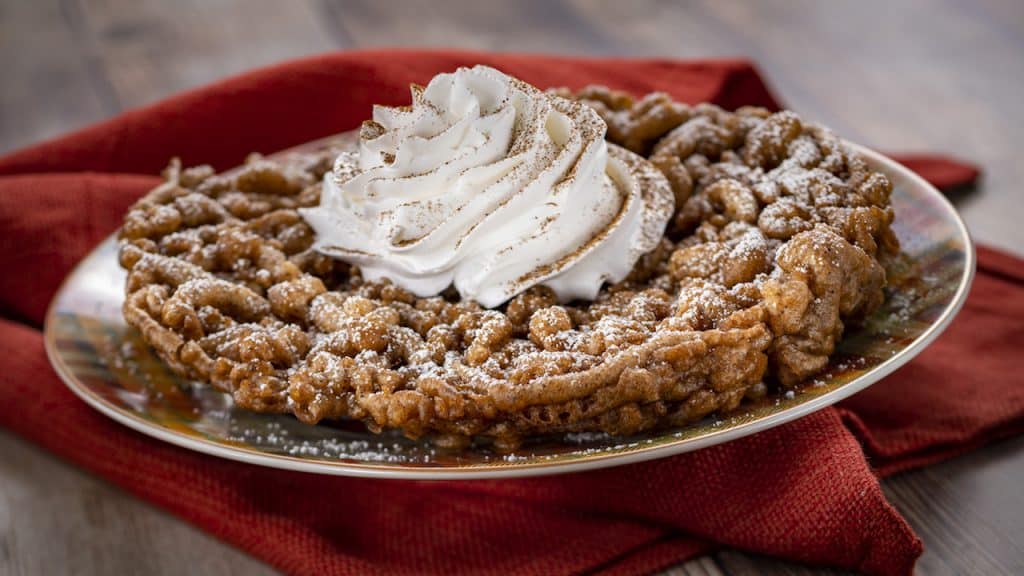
xmin=44 ymin=133 xmax=974 ymax=479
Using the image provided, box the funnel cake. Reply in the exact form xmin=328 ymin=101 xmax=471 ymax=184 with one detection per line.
xmin=118 ymin=85 xmax=897 ymax=450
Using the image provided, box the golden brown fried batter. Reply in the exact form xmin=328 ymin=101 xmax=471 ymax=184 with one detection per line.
xmin=119 ymin=90 xmax=897 ymax=448
xmin=549 ymin=86 xmax=691 ymax=156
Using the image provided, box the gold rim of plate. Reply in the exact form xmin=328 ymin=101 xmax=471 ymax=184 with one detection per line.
xmin=43 ymin=135 xmax=975 ymax=479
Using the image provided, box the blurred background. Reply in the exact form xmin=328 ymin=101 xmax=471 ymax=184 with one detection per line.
xmin=2 ymin=2 xmax=1023 ymax=575
xmin=2 ymin=0 xmax=1022 ymax=251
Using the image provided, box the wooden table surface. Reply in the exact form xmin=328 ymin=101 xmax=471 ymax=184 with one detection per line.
xmin=2 ymin=1 xmax=1022 ymax=574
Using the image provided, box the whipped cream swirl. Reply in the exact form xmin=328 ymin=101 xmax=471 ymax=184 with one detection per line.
xmin=300 ymin=65 xmax=672 ymax=307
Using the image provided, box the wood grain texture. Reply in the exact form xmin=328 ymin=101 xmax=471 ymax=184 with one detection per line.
xmin=0 ymin=431 xmax=277 ymax=576
xmin=1 ymin=0 xmax=1022 ymax=574
xmin=75 ymin=0 xmax=342 ymax=108
xmin=0 ymin=0 xmax=117 ymax=151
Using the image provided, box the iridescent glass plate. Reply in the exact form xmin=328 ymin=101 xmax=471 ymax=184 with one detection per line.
xmin=44 ymin=134 xmax=974 ymax=479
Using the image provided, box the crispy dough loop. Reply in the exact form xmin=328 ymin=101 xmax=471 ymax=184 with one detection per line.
xmin=551 ymin=86 xmax=690 ymax=155
xmin=118 ymin=94 xmax=898 ymax=448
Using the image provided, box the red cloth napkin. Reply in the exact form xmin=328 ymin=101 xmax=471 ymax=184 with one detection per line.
xmin=1 ymin=50 xmax=1021 ymax=576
